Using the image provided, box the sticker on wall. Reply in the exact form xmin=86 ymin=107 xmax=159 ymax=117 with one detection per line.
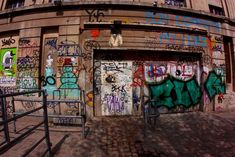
xmin=0 ymin=48 xmax=17 ymax=86
xmin=109 ymin=34 xmax=123 ymax=47
xmin=101 ymin=61 xmax=133 ymax=116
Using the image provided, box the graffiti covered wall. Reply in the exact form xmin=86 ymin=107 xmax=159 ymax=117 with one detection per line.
xmin=145 ymin=12 xmax=221 ymax=33
xmin=143 ymin=59 xmax=201 ymax=110
xmin=101 ymin=61 xmax=133 ymax=115
xmin=17 ymin=38 xmax=40 ymax=92
xmin=0 ymin=6 xmax=230 ymax=117
xmin=42 ymin=36 xmax=83 ymax=99
xmin=144 ymin=61 xmax=199 ymax=82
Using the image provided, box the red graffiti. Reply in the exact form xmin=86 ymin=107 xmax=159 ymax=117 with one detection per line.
xmin=64 ymin=58 xmax=72 ymax=66
xmin=131 ymin=66 xmax=145 ymax=87
xmin=181 ymin=65 xmax=193 ymax=77
xmin=91 ymin=29 xmax=100 ymax=39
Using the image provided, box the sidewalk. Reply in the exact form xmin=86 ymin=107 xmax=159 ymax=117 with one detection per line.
xmin=1 ymin=112 xmax=235 ymax=157
xmin=55 ymin=112 xmax=235 ymax=157
xmin=212 ymin=111 xmax=235 ymax=124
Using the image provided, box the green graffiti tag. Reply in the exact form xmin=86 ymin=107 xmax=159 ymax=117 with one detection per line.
xmin=205 ymin=71 xmax=225 ymax=100
xmin=149 ymin=75 xmax=202 ymax=109
xmin=59 ymin=66 xmax=81 ymax=99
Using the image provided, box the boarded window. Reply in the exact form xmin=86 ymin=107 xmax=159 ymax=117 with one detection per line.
xmin=209 ymin=4 xmax=224 ymax=16
xmin=5 ymin=0 xmax=25 ymax=9
xmin=165 ymin=0 xmax=186 ymax=7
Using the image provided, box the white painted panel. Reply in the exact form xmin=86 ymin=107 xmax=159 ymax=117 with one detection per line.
xmin=101 ymin=61 xmax=133 ymax=116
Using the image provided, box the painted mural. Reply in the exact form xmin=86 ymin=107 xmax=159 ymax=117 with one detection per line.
xmin=142 ymin=60 xmax=201 ymax=110
xmin=43 ymin=37 xmax=58 ymax=97
xmin=42 ymin=38 xmax=82 ymax=99
xmin=144 ymin=61 xmax=199 ymax=83
xmin=59 ymin=64 xmax=81 ymax=99
xmin=0 ymin=48 xmax=17 ymax=86
xmin=148 ymin=75 xmax=202 ymax=109
xmin=57 ymin=46 xmax=81 ymax=99
xmin=101 ymin=61 xmax=133 ymax=115
xmin=43 ymin=54 xmax=57 ymax=96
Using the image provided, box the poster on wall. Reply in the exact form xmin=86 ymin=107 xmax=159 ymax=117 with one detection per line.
xmin=101 ymin=61 xmax=133 ymax=116
xmin=0 ymin=48 xmax=17 ymax=86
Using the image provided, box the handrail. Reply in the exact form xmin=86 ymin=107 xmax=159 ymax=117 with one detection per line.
xmin=0 ymin=90 xmax=43 ymax=98
xmin=12 ymin=96 xmax=86 ymax=137
xmin=0 ymin=89 xmax=52 ymax=156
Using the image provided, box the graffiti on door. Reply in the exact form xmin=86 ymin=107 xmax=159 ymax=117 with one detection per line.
xmin=149 ymin=75 xmax=202 ymax=109
xmin=101 ymin=61 xmax=133 ymax=115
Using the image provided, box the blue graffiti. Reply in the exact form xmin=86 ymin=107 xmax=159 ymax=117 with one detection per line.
xmin=145 ymin=12 xmax=221 ymax=32
xmin=43 ymin=67 xmax=57 ymax=95
xmin=45 ymin=38 xmax=57 ymax=49
xmin=159 ymin=33 xmax=208 ymax=47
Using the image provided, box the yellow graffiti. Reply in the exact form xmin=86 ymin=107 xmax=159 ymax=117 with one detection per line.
xmin=86 ymin=91 xmax=93 ymax=107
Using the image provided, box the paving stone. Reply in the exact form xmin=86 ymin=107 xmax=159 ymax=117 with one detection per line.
xmin=1 ymin=112 xmax=235 ymax=157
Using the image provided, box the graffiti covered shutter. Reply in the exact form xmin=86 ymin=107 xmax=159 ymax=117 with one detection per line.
xmin=101 ymin=61 xmax=133 ymax=116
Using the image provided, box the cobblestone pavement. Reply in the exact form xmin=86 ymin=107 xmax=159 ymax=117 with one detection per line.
xmin=55 ymin=112 xmax=235 ymax=157
xmin=1 ymin=112 xmax=235 ymax=157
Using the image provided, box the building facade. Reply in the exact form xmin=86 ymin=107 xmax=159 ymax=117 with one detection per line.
xmin=0 ymin=0 xmax=235 ymax=117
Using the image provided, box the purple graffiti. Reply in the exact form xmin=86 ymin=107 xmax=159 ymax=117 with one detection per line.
xmin=45 ymin=38 xmax=57 ymax=49
xmin=104 ymin=95 xmax=125 ymax=113
xmin=212 ymin=45 xmax=222 ymax=52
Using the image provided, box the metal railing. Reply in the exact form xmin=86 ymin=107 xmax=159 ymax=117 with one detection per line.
xmin=12 ymin=98 xmax=86 ymax=138
xmin=0 ymin=89 xmax=52 ymax=157
xmin=143 ymin=96 xmax=161 ymax=125
xmin=142 ymin=95 xmax=161 ymax=137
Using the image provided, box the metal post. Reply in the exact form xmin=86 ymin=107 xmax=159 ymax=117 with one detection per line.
xmin=81 ymin=114 xmax=85 ymax=138
xmin=143 ymin=103 xmax=148 ymax=138
xmin=42 ymin=91 xmax=52 ymax=156
xmin=0 ymin=90 xmax=10 ymax=143
xmin=11 ymin=97 xmax=17 ymax=133
xmin=81 ymin=101 xmax=86 ymax=138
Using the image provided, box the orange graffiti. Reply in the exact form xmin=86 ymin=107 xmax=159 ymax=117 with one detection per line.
xmin=86 ymin=91 xmax=93 ymax=107
xmin=91 ymin=29 xmax=100 ymax=39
